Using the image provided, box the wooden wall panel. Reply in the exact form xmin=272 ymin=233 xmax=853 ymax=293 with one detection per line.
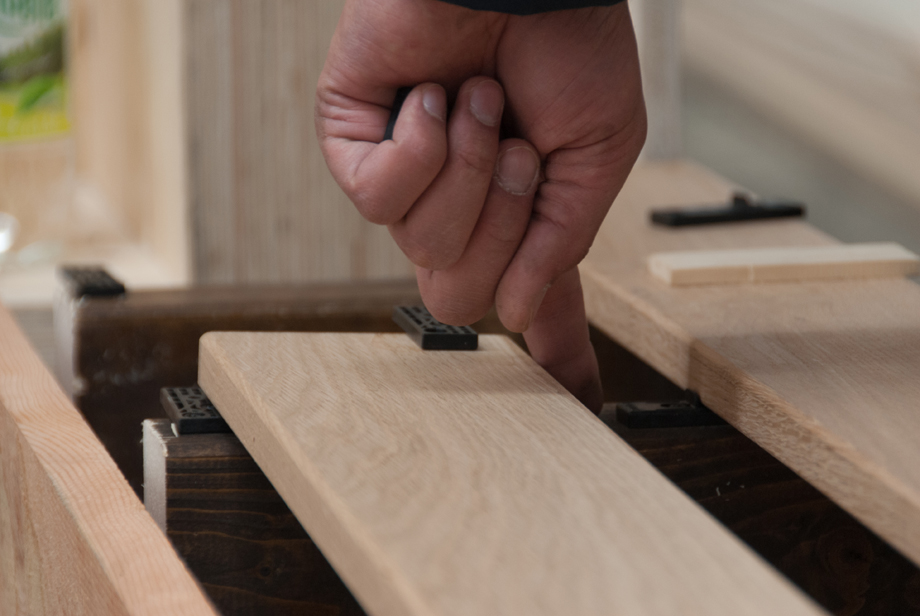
xmin=184 ymin=0 xmax=412 ymax=284
xmin=72 ymin=0 xmax=412 ymax=286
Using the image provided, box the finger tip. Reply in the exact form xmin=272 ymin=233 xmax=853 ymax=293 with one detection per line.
xmin=495 ymin=304 xmax=532 ymax=334
xmin=494 ymin=146 xmax=541 ymax=196
xmin=578 ymin=379 xmax=604 ymax=415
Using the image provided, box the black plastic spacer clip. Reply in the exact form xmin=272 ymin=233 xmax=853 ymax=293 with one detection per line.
xmin=393 ymin=305 xmax=478 ymax=351
xmin=59 ymin=266 xmax=126 ymax=298
xmin=650 ymin=192 xmax=805 ymax=227
xmin=614 ymin=390 xmax=726 ymax=429
xmin=160 ymin=385 xmax=231 ymax=435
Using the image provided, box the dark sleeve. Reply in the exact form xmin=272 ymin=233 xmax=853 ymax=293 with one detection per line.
xmin=438 ymin=0 xmax=624 ymax=14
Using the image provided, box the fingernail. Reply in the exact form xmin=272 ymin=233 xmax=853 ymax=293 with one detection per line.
xmin=469 ymin=80 xmax=503 ymax=127
xmin=495 ymin=147 xmax=540 ymax=196
xmin=525 ymin=283 xmax=552 ymax=330
xmin=423 ymin=86 xmax=446 ymax=122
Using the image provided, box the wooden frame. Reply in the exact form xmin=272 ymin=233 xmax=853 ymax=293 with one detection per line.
xmin=0 ymin=304 xmax=215 ymax=615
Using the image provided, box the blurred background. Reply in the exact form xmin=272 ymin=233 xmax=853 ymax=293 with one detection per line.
xmin=681 ymin=0 xmax=920 ymax=255
xmin=2 ymin=0 xmax=920 ymax=367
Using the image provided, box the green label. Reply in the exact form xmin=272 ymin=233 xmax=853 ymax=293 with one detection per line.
xmin=0 ymin=0 xmax=68 ymax=141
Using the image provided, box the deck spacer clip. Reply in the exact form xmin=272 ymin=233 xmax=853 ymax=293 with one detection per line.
xmin=392 ymin=305 xmax=478 ymax=351
xmin=614 ymin=390 xmax=727 ymax=429
xmin=651 ymin=192 xmax=805 ymax=227
xmin=160 ymin=385 xmax=231 ymax=436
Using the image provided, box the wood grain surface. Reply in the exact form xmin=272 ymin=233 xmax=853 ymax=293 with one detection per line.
xmin=582 ymin=159 xmax=920 ymax=567
xmin=56 ymin=279 xmax=454 ymax=496
xmin=199 ymin=331 xmax=825 ymax=616
xmin=185 ymin=0 xmax=411 ymax=284
xmin=648 ymin=243 xmax=920 ymax=286
xmin=0 ymin=303 xmax=215 ymax=615
xmin=71 ymin=0 xmax=412 ymax=284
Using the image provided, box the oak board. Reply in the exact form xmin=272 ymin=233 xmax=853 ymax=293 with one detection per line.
xmin=199 ymin=331 xmax=825 ymax=616
xmin=582 ymin=160 xmax=920 ymax=566
xmin=648 ymin=242 xmax=920 ymax=286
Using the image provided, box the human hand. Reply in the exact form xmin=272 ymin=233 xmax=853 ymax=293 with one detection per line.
xmin=316 ymin=0 xmax=646 ymax=411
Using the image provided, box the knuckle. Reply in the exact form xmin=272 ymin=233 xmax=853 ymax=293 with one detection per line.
xmin=531 ymin=207 xmax=592 ymax=265
xmin=406 ymin=135 xmax=448 ymax=171
xmin=483 ymin=215 xmax=527 ymax=247
xmin=453 ymin=144 xmax=496 ymax=176
xmin=401 ymin=236 xmax=463 ymax=271
xmin=352 ymin=193 xmax=398 ymax=225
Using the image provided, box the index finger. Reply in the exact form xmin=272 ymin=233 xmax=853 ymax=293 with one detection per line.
xmin=523 ymin=267 xmax=603 ymax=413
xmin=495 ymin=129 xmax=644 ymax=332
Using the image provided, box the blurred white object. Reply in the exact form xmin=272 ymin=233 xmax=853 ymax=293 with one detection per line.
xmin=17 ymin=241 xmax=63 ymax=267
xmin=0 ymin=213 xmax=19 ymax=255
xmin=632 ymin=0 xmax=683 ymax=160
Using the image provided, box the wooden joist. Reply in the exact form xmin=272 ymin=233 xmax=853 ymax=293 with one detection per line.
xmin=142 ymin=419 xmax=366 ymax=616
xmin=199 ymin=331 xmax=825 ymax=616
xmin=0 ymin=304 xmax=215 ymax=615
xmin=582 ymin=160 xmax=920 ymax=566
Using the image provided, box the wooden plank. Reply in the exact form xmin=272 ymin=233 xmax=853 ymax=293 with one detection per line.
xmin=581 ymin=159 xmax=920 ymax=566
xmin=648 ymin=242 xmax=920 ymax=286
xmin=199 ymin=331 xmax=825 ymax=616
xmin=56 ymin=278 xmax=425 ymax=495
xmin=144 ymin=408 xmax=920 ymax=616
xmin=54 ymin=274 xmax=677 ymax=498
xmin=143 ymin=419 xmax=366 ymax=615
xmin=0 ymin=303 xmax=215 ymax=615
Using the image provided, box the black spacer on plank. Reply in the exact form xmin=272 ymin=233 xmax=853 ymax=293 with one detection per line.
xmin=393 ymin=305 xmax=478 ymax=351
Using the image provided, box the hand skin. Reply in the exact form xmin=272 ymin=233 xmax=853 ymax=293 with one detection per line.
xmin=316 ymin=0 xmax=646 ymax=412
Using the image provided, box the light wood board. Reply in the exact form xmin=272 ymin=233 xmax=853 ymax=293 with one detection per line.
xmin=648 ymin=242 xmax=920 ymax=286
xmin=184 ymin=0 xmax=411 ymax=283
xmin=0 ymin=303 xmax=215 ymax=615
xmin=582 ymin=159 xmax=920 ymax=566
xmin=199 ymin=331 xmax=825 ymax=616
